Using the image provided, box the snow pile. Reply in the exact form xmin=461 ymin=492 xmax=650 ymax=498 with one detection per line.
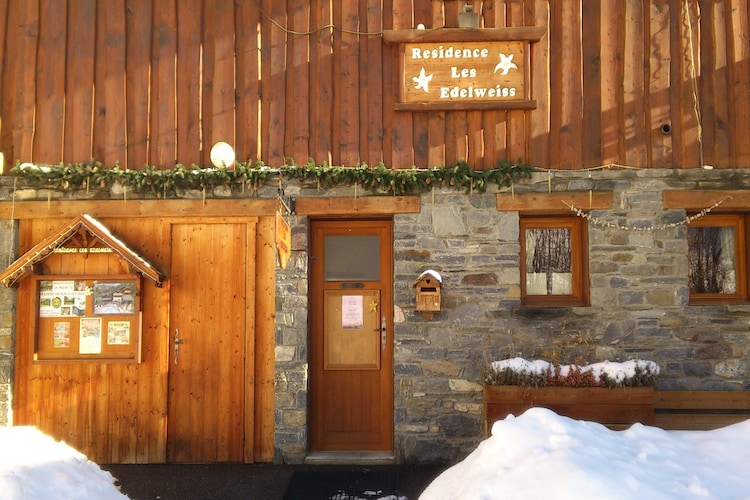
xmin=486 ymin=357 xmax=659 ymax=387
xmin=421 ymin=407 xmax=750 ymax=499
xmin=0 ymin=426 xmax=127 ymax=500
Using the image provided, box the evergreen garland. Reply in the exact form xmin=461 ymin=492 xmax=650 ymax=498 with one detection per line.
xmin=10 ymin=158 xmax=534 ymax=197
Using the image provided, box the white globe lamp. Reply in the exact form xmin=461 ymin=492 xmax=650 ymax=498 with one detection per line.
xmin=210 ymin=141 xmax=235 ymax=169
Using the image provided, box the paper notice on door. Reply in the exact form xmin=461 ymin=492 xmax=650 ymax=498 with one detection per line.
xmin=341 ymin=295 xmax=363 ymax=329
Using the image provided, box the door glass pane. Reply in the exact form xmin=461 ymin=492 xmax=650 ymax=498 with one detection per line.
xmin=525 ymin=228 xmax=572 ymax=295
xmin=324 ymin=235 xmax=380 ymax=281
xmin=688 ymin=226 xmax=737 ymax=294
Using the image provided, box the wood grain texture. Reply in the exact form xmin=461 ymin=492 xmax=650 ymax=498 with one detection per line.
xmin=1 ymin=1 xmax=748 ymax=171
xmin=12 ymin=216 xmax=276 ymax=464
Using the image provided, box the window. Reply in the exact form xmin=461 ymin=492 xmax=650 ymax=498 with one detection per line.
xmin=687 ymin=214 xmax=747 ymax=304
xmin=520 ymin=216 xmax=589 ymax=306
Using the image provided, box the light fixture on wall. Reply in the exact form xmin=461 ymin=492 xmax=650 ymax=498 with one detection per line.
xmin=458 ymin=2 xmax=479 ymax=28
xmin=209 ymin=141 xmax=235 ymax=169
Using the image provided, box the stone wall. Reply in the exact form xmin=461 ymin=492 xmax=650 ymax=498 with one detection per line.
xmin=2 ymin=170 xmax=749 ymax=463
xmin=273 ymin=214 xmax=310 ymax=464
xmin=270 ymin=168 xmax=750 ymax=464
xmin=388 ymin=168 xmax=750 ymax=463
xmin=0 ymin=179 xmax=16 ymax=424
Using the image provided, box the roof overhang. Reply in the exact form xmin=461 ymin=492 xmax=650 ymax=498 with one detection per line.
xmin=0 ymin=214 xmax=165 ymax=287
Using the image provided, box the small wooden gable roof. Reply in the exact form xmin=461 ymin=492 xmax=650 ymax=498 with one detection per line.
xmin=0 ymin=214 xmax=165 ymax=288
xmin=414 ymin=270 xmax=442 ymax=287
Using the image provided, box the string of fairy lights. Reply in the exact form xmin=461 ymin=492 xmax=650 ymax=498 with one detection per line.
xmin=562 ymin=196 xmax=732 ymax=232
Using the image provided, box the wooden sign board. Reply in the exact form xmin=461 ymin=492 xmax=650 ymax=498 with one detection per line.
xmin=398 ymin=40 xmax=532 ymax=110
xmin=276 ymin=211 xmax=291 ymax=269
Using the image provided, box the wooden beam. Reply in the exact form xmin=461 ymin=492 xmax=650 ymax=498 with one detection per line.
xmin=0 ymin=199 xmax=279 ymax=219
xmin=294 ymin=196 xmax=421 ymax=215
xmin=496 ymin=191 xmax=613 ymax=213
xmin=395 ymin=100 xmax=537 ymax=112
xmin=1 ymin=196 xmax=422 ymax=219
xmin=383 ymin=27 xmax=547 ymax=44
xmin=662 ymin=190 xmax=748 ymax=210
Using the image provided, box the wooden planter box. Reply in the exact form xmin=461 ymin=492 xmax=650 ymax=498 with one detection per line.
xmin=484 ymin=385 xmax=655 ymax=435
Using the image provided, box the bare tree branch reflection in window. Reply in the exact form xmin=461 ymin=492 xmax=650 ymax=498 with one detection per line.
xmin=688 ymin=226 xmax=736 ymax=294
xmin=526 ymin=228 xmax=572 ymax=295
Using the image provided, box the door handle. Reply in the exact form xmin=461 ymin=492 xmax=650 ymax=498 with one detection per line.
xmin=174 ymin=328 xmax=186 ymax=365
xmin=380 ymin=315 xmax=387 ymax=350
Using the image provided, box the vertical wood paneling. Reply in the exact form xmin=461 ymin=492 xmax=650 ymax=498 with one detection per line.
xmin=649 ymin=0 xmax=674 ymax=167
xmin=388 ymin=0 xmax=415 ymax=168
xmin=339 ymin=1 xmax=361 ymax=165
xmin=64 ymin=1 xmax=94 ymax=163
xmin=151 ymin=1 xmax=177 ymax=166
xmin=253 ymin=215 xmax=276 ymax=462
xmin=364 ymin=0 xmax=385 ymax=164
xmin=506 ymin=0 xmax=527 ymax=163
xmin=581 ymin=0 xmax=602 ymax=167
xmin=624 ymin=0 xmax=648 ymax=167
xmin=483 ymin=1 xmax=506 ymax=168
xmin=728 ymin=0 xmax=750 ymax=164
xmin=94 ymin=0 xmax=127 ymax=166
xmin=705 ymin=0 xmax=730 ymax=167
xmin=263 ymin=0 xmax=287 ymax=166
xmin=698 ymin=0 xmax=718 ymax=167
xmin=125 ymin=0 xmax=152 ymax=170
xmin=4 ymin=1 xmax=38 ymax=163
xmin=204 ymin=0 xmax=236 ymax=154
xmin=558 ymin=0 xmax=583 ymax=169
xmin=412 ymin=0 xmax=432 ymax=168
xmin=13 ymin=217 xmax=173 ymax=464
xmin=309 ymin=1 xmax=333 ymax=164
xmin=35 ymin=0 xmax=66 ymax=163
xmin=0 ymin=0 xmax=7 ymax=161
xmin=243 ymin=221 xmax=257 ymax=462
xmin=287 ymin=0 xmax=311 ymax=163
xmin=528 ymin=0 xmax=550 ymax=168
xmin=669 ymin=0 xmax=699 ymax=167
xmin=426 ymin=0 xmax=447 ymax=168
xmin=235 ymin=1 xmax=261 ymax=161
xmin=3 ymin=1 xmax=750 ymax=171
xmin=442 ymin=1 xmax=468 ymax=166
xmin=176 ymin=0 xmax=202 ymax=166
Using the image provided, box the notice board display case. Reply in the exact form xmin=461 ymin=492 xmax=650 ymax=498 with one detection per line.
xmin=32 ymin=275 xmax=143 ymax=363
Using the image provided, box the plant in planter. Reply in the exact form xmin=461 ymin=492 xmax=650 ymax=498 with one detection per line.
xmin=483 ymin=357 xmax=660 ymax=433
xmin=484 ymin=357 xmax=660 ymax=388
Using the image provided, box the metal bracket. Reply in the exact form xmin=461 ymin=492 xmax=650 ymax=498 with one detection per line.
xmin=278 ymin=189 xmax=296 ymax=215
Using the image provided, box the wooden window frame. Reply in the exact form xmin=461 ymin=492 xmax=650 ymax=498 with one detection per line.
xmin=520 ymin=215 xmax=589 ymax=307
xmin=687 ymin=213 xmax=748 ymax=305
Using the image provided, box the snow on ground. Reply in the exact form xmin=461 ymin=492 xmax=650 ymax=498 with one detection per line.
xmin=2 ymin=410 xmax=750 ymax=500
xmin=0 ymin=426 xmax=126 ymax=500
xmin=421 ymin=407 xmax=750 ymax=500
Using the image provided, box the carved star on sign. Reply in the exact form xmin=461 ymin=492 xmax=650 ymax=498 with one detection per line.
xmin=494 ymin=53 xmax=518 ymax=75
xmin=369 ymin=300 xmax=379 ymax=312
xmin=412 ymin=68 xmax=433 ymax=92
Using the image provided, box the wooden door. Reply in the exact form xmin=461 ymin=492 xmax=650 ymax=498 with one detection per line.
xmin=309 ymin=219 xmax=394 ymax=451
xmin=167 ymin=223 xmax=249 ymax=462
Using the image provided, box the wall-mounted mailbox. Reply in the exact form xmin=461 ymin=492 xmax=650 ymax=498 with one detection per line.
xmin=414 ymin=270 xmax=442 ymax=318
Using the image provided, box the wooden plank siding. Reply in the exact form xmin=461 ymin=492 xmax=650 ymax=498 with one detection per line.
xmin=2 ymin=1 xmax=750 ymax=171
xmin=11 ymin=216 xmax=277 ymax=464
xmin=654 ymin=391 xmax=750 ymax=430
